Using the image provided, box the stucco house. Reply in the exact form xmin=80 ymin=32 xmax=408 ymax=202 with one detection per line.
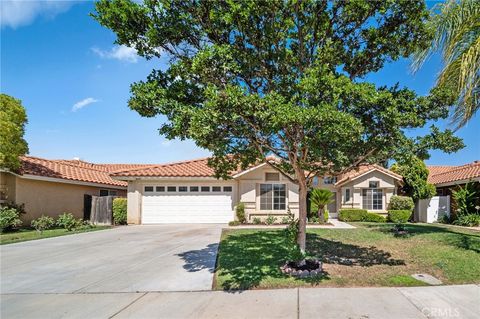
xmin=110 ymin=157 xmax=403 ymax=224
xmin=0 ymin=156 xmax=143 ymax=223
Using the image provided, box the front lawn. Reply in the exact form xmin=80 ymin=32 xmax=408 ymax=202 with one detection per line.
xmin=0 ymin=226 xmax=111 ymax=245
xmin=214 ymin=223 xmax=480 ymax=290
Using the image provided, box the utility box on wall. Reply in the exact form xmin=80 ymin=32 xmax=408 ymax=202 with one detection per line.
xmin=415 ymin=196 xmax=450 ymax=223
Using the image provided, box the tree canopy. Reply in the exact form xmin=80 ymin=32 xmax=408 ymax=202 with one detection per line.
xmin=391 ymin=157 xmax=436 ymax=201
xmin=0 ymin=94 xmax=29 ymax=171
xmin=93 ymin=0 xmax=464 ymax=252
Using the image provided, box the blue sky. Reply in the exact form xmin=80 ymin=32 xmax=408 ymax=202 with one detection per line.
xmin=1 ymin=1 xmax=478 ymax=165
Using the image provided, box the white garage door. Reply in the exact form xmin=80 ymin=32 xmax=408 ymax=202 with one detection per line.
xmin=142 ymin=186 xmax=233 ymax=223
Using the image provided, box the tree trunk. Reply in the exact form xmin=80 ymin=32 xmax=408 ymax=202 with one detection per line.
xmin=296 ymin=172 xmax=308 ymax=253
xmin=318 ymin=206 xmax=325 ymax=223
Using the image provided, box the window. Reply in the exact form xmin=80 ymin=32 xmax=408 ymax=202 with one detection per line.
xmin=260 ymin=184 xmax=286 ymax=210
xmin=362 ymin=188 xmax=383 ymax=210
xmin=312 ymin=176 xmax=319 ymax=186
xmin=144 ymin=186 xmax=154 ymax=192
xmin=167 ymin=186 xmax=176 ymax=192
xmin=100 ymin=189 xmax=118 ymax=196
xmin=190 ymin=186 xmax=199 ymax=192
xmin=179 ymin=186 xmax=188 ymax=192
xmin=265 ymin=172 xmax=280 ymax=181
xmin=212 ymin=186 xmax=221 ymax=192
xmin=156 ymin=186 xmax=165 ymax=192
xmin=345 ymin=189 xmax=351 ymax=203
xmin=323 ymin=176 xmax=337 ymax=184
xmin=369 ymin=181 xmax=379 ymax=188
xmin=201 ymin=186 xmax=210 ymax=192
xmin=223 ymin=186 xmax=232 ymax=192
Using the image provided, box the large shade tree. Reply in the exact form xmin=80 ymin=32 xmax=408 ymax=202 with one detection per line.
xmin=94 ymin=0 xmax=463 ymax=253
xmin=0 ymin=94 xmax=29 ymax=171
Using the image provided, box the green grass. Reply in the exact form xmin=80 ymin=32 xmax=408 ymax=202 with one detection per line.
xmin=0 ymin=226 xmax=111 ymax=245
xmin=214 ymin=223 xmax=480 ymax=290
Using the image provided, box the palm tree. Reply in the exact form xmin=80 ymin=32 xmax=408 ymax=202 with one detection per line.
xmin=310 ymin=189 xmax=334 ymax=223
xmin=412 ymin=0 xmax=479 ymax=128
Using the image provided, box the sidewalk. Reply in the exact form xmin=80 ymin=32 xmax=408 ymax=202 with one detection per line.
xmin=2 ymin=285 xmax=478 ymax=319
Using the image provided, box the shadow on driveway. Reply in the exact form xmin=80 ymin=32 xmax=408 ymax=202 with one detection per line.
xmin=177 ymin=243 xmax=219 ymax=273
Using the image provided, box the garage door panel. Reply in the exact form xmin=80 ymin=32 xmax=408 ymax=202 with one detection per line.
xmin=142 ymin=194 xmax=233 ymax=224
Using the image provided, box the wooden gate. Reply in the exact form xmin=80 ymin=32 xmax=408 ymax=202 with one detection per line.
xmin=90 ymin=195 xmax=115 ymax=225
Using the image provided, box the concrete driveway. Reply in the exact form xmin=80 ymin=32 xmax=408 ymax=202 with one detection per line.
xmin=0 ymin=224 xmax=223 ymax=294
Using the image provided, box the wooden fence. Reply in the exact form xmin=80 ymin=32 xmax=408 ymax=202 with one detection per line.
xmin=88 ymin=195 xmax=115 ymax=225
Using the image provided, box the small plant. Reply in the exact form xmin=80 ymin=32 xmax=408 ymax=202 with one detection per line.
xmin=252 ymin=217 xmax=261 ymax=225
xmin=452 ymin=181 xmax=478 ymax=216
xmin=309 ymin=216 xmax=319 ymax=223
xmin=265 ymin=215 xmax=277 ymax=225
xmin=283 ymin=208 xmax=303 ymax=261
xmin=56 ymin=213 xmax=82 ymax=231
xmin=453 ymin=214 xmax=480 ymax=227
xmin=31 ymin=215 xmax=55 ymax=233
xmin=235 ymin=202 xmax=246 ymax=223
xmin=0 ymin=207 xmax=22 ymax=232
xmin=228 ymin=220 xmax=240 ymax=226
xmin=113 ymin=198 xmax=127 ymax=225
xmin=323 ymin=209 xmax=329 ymax=223
xmin=388 ymin=196 xmax=414 ymax=211
xmin=310 ymin=188 xmax=334 ymax=223
xmin=439 ymin=214 xmax=451 ymax=224
xmin=281 ymin=216 xmax=290 ymax=224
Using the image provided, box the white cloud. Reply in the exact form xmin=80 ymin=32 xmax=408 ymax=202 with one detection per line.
xmin=72 ymin=97 xmax=99 ymax=112
xmin=91 ymin=45 xmax=139 ymax=63
xmin=1 ymin=0 xmax=76 ymax=29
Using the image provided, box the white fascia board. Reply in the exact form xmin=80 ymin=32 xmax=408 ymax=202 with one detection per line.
xmin=435 ymin=177 xmax=480 ymax=187
xmin=231 ymin=163 xmax=268 ymax=179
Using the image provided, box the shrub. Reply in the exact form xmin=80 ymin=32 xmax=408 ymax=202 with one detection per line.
xmin=453 ymin=214 xmax=480 ymax=227
xmin=235 ymin=202 xmax=246 ymax=223
xmin=388 ymin=196 xmax=414 ymax=211
xmin=452 ymin=181 xmax=478 ymax=216
xmin=113 ymin=198 xmax=128 ymax=225
xmin=363 ymin=212 xmax=386 ymax=223
xmin=324 ymin=209 xmax=329 ymax=223
xmin=0 ymin=207 xmax=22 ymax=232
xmin=252 ymin=217 xmax=261 ymax=225
xmin=283 ymin=208 xmax=302 ymax=261
xmin=281 ymin=216 xmax=290 ymax=224
xmin=56 ymin=213 xmax=82 ymax=231
xmin=0 ymin=201 xmax=26 ymax=214
xmin=265 ymin=215 xmax=277 ymax=225
xmin=228 ymin=220 xmax=240 ymax=226
xmin=338 ymin=209 xmax=368 ymax=222
xmin=309 ymin=216 xmax=319 ymax=223
xmin=387 ymin=210 xmax=412 ymax=223
xmin=31 ymin=215 xmax=55 ymax=232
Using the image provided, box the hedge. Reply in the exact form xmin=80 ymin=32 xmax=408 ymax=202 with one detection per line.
xmin=338 ymin=209 xmax=368 ymax=222
xmin=388 ymin=210 xmax=412 ymax=223
xmin=363 ymin=212 xmax=386 ymax=223
xmin=388 ymin=196 xmax=414 ymax=211
xmin=113 ymin=198 xmax=128 ymax=225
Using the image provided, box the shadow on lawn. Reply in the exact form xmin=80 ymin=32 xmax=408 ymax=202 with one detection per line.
xmin=362 ymin=223 xmax=480 ymax=253
xmin=211 ymin=230 xmax=403 ymax=290
xmin=177 ymin=243 xmax=219 ymax=273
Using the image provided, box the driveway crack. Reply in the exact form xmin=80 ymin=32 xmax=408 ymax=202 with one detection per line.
xmin=109 ymin=292 xmax=148 ymax=318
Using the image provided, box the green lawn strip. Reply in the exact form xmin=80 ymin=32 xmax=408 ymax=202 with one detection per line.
xmin=214 ymin=223 xmax=480 ymax=290
xmin=0 ymin=226 xmax=111 ymax=245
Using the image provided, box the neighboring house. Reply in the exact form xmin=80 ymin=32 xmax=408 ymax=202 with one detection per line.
xmin=428 ymin=161 xmax=480 ymax=196
xmin=0 ymin=156 xmax=147 ymax=223
xmin=110 ymin=158 xmax=403 ymax=224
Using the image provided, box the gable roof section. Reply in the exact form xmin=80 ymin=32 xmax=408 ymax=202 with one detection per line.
xmin=110 ymin=157 xmax=218 ymax=178
xmin=428 ymin=161 xmax=480 ymax=185
xmin=335 ymin=164 xmax=403 ymax=187
xmin=17 ymin=156 xmax=129 ymax=187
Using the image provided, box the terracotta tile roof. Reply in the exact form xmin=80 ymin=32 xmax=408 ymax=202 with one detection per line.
xmin=110 ymin=157 xmax=218 ymax=177
xmin=335 ymin=164 xmax=403 ymax=186
xmin=19 ymin=156 xmax=128 ymax=187
xmin=428 ymin=161 xmax=480 ymax=185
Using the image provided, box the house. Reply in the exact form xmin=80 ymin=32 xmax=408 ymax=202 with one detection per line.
xmin=110 ymin=158 xmax=403 ymax=224
xmin=0 ymin=156 xmax=146 ymax=223
xmin=428 ymin=161 xmax=480 ymax=195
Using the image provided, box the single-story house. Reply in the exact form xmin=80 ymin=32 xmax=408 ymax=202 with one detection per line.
xmin=110 ymin=158 xmax=404 ymax=224
xmin=428 ymin=161 xmax=480 ymax=196
xmin=0 ymin=156 xmax=146 ymax=223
